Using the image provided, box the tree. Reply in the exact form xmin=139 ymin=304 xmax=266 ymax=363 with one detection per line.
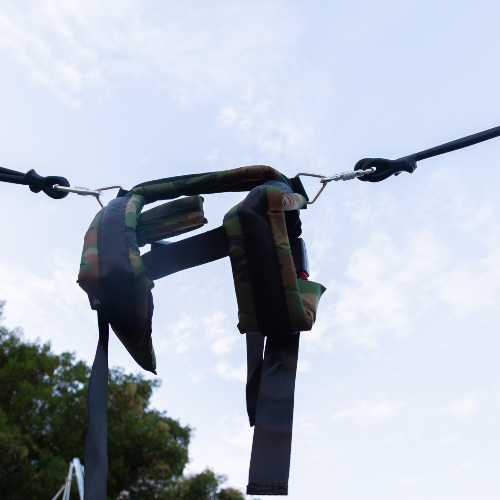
xmin=0 ymin=301 xmax=244 ymax=500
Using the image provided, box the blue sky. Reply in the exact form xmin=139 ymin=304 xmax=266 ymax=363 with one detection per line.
xmin=1 ymin=0 xmax=500 ymax=498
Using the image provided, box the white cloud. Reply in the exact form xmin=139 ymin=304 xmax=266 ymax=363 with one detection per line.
xmin=304 ymin=168 xmax=500 ymax=352
xmin=437 ymin=433 xmax=460 ymax=447
xmin=189 ymin=371 xmax=205 ymax=383
xmin=155 ymin=309 xmax=233 ymax=355
xmin=434 ymin=395 xmax=478 ymax=419
xmin=297 ymin=358 xmax=311 ymax=373
xmin=203 ymin=311 xmax=236 ymax=355
xmin=218 ymin=414 xmax=254 ymax=449
xmin=0 ymin=249 xmax=98 ymax=359
xmin=331 ymin=398 xmax=407 ymax=425
xmin=0 ymin=0 xmax=301 ymax=107
xmin=435 ymin=249 xmax=500 ymax=314
xmin=400 ymin=475 xmax=423 ymax=487
xmin=0 ymin=250 xmax=89 ymax=329
xmin=186 ymin=414 xmax=253 ymax=483
xmin=310 ymin=228 xmax=446 ymax=349
xmin=294 ymin=413 xmax=316 ymax=437
xmin=0 ymin=0 xmax=324 ymax=156
xmin=214 ymin=361 xmax=246 ymax=382
xmin=158 ymin=315 xmax=196 ymax=354
xmin=442 ymin=461 xmax=475 ymax=479
xmin=215 ymin=76 xmax=319 ymax=155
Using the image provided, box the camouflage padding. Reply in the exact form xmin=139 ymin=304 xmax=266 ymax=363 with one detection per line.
xmin=79 ymin=194 xmax=152 ymax=299
xmin=282 ymin=192 xmax=306 ymax=211
xmin=266 ymin=186 xmax=324 ymax=331
xmin=136 ymin=195 xmax=207 ymax=247
xmin=78 ymin=193 xmax=157 ymax=373
xmin=132 ymin=165 xmax=281 ymax=203
xmin=77 ymin=209 xmax=104 ymax=299
xmin=296 ymin=279 xmax=325 ymax=326
xmin=123 ymin=193 xmax=154 ymax=327
xmin=78 ymin=166 xmax=301 ymax=371
xmin=223 ymin=186 xmax=324 ymax=334
xmin=223 ymin=203 xmax=259 ymax=332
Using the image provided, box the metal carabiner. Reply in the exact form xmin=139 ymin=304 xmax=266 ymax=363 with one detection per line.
xmin=295 ymin=168 xmax=376 ymax=204
xmin=54 ymin=184 xmax=123 ymax=208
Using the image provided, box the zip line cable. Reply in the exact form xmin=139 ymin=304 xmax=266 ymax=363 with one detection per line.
xmin=2 ymin=124 xmax=500 ymax=206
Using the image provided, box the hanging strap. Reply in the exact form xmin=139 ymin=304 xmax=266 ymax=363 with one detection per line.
xmin=84 ymin=313 xmax=110 ymax=500
xmin=142 ymin=226 xmax=229 ymax=281
xmin=246 ymin=334 xmax=301 ymax=496
xmin=245 ymin=334 xmax=265 ymax=427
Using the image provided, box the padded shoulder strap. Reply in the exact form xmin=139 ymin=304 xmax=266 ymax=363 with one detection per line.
xmin=131 ymin=166 xmax=281 ymax=204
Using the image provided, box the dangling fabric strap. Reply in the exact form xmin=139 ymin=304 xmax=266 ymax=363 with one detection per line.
xmin=84 ymin=313 xmax=110 ymax=500
xmin=142 ymin=226 xmax=229 ymax=281
xmin=246 ymin=334 xmax=301 ymax=496
xmin=245 ymin=334 xmax=265 ymax=427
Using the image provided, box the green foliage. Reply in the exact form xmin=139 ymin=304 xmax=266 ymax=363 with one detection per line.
xmin=0 ymin=302 xmax=244 ymax=500
xmin=159 ymin=469 xmax=245 ymax=500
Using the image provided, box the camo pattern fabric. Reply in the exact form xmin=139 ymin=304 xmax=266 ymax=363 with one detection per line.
xmin=123 ymin=193 xmax=154 ymax=317
xmin=296 ymin=279 xmax=325 ymax=327
xmin=282 ymin=192 xmax=306 ymax=211
xmin=136 ymin=195 xmax=207 ymax=247
xmin=78 ymin=193 xmax=156 ymax=372
xmin=78 ymin=166 xmax=286 ymax=370
xmin=132 ymin=165 xmax=281 ymax=203
xmin=78 ymin=194 xmax=153 ymax=306
xmin=265 ymin=186 xmax=325 ymax=332
xmin=77 ymin=209 xmax=103 ymax=300
xmin=223 ymin=203 xmax=259 ymax=333
xmin=223 ymin=186 xmax=324 ymax=334
xmin=117 ymin=193 xmax=156 ymax=371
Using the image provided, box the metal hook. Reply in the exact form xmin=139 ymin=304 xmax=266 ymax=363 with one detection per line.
xmin=53 ymin=184 xmax=123 ymax=208
xmin=295 ymin=173 xmax=328 ymax=204
xmin=295 ymin=169 xmax=375 ymax=204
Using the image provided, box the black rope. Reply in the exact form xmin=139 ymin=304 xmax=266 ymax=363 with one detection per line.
xmin=355 ymin=124 xmax=500 ymax=182
xmin=0 ymin=166 xmax=70 ymax=199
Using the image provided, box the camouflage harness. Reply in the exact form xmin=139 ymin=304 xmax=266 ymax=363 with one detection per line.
xmin=78 ymin=166 xmax=326 ymax=498
xmin=3 ymin=124 xmax=500 ymax=498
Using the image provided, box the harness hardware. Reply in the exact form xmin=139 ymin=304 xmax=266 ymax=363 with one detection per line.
xmin=295 ymin=168 xmax=375 ymax=204
xmin=53 ymin=184 xmax=124 ymax=208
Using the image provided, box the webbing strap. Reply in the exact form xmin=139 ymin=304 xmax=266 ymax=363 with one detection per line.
xmin=84 ymin=314 xmax=109 ymax=500
xmin=246 ymin=334 xmax=300 ymax=496
xmin=142 ymin=226 xmax=229 ymax=281
xmin=246 ymin=334 xmax=265 ymax=427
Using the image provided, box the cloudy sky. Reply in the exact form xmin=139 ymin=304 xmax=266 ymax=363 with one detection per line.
xmin=1 ymin=0 xmax=500 ymax=498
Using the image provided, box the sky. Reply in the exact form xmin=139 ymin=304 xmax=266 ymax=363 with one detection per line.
xmin=1 ymin=0 xmax=500 ymax=498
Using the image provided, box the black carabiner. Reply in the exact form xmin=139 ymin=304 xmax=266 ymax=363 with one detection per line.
xmin=355 ymin=124 xmax=500 ymax=182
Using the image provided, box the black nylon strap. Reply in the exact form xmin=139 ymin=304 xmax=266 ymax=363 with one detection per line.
xmin=246 ymin=334 xmax=265 ymax=427
xmin=142 ymin=226 xmax=229 ymax=281
xmin=247 ymin=334 xmax=300 ymax=496
xmin=84 ymin=314 xmax=109 ymax=500
xmin=238 ymin=186 xmax=293 ymax=335
xmin=99 ymin=195 xmax=136 ymax=327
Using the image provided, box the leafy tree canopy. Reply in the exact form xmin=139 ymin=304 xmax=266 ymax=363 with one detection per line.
xmin=0 ymin=301 xmax=245 ymax=500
